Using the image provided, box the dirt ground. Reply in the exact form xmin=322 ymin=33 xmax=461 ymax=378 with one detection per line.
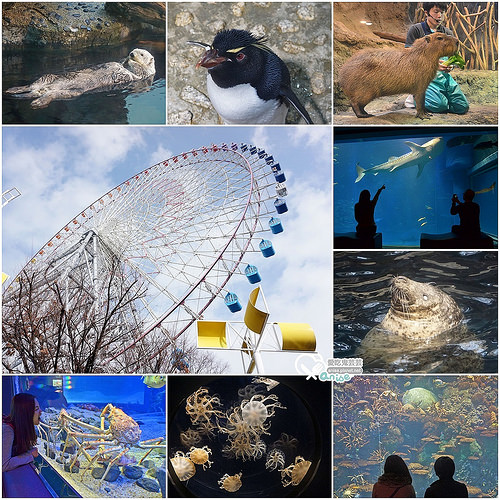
xmin=333 ymin=2 xmax=498 ymax=125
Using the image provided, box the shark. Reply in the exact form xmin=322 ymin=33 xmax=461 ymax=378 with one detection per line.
xmin=355 ymin=137 xmax=444 ymax=183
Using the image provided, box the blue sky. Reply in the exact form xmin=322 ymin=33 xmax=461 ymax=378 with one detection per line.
xmin=3 ymin=125 xmax=332 ymax=374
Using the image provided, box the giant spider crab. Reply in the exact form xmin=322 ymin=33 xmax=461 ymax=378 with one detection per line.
xmin=38 ymin=404 xmax=165 ymax=489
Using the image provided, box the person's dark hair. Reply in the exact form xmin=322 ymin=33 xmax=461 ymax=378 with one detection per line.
xmin=463 ymin=188 xmax=475 ymax=201
xmin=423 ymin=3 xmax=449 ymax=14
xmin=379 ymin=454 xmax=413 ymax=484
xmin=434 ymin=456 xmax=455 ymax=478
xmin=6 ymin=393 xmax=37 ymax=455
xmin=359 ymin=189 xmax=371 ymax=203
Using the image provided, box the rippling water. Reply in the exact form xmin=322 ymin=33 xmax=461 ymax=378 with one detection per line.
xmin=3 ymin=40 xmax=165 ymax=124
xmin=334 ymin=251 xmax=498 ymax=373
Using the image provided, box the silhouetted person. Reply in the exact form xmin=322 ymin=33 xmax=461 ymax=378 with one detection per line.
xmin=451 ymin=189 xmax=480 ymax=237
xmin=425 ymin=456 xmax=468 ymax=497
xmin=372 ymin=454 xmax=416 ymax=497
xmin=355 ymin=185 xmax=385 ymax=238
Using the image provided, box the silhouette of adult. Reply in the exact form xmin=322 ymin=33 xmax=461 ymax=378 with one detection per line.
xmin=355 ymin=185 xmax=385 ymax=238
xmin=450 ymin=189 xmax=480 ymax=237
xmin=372 ymin=454 xmax=416 ymax=497
xmin=424 ymin=456 xmax=468 ymax=497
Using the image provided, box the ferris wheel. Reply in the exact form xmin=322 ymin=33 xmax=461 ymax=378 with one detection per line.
xmin=3 ymin=143 xmax=290 ymax=373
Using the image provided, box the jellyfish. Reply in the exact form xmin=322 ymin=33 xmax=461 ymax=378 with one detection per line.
xmin=265 ymin=448 xmax=285 ymax=471
xmin=218 ymin=472 xmax=243 ymax=492
xmin=185 ymin=387 xmax=224 ymax=425
xmin=186 ymin=446 xmax=213 ymax=470
xmin=280 ymin=456 xmax=312 ymax=487
xmin=241 ymin=394 xmax=286 ymax=427
xmin=170 ymin=452 xmax=196 ymax=481
xmin=180 ymin=428 xmax=202 ymax=447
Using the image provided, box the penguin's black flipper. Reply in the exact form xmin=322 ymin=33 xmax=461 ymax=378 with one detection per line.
xmin=279 ymin=85 xmax=314 ymax=124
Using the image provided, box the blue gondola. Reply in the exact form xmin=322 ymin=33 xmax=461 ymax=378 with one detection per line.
xmin=265 ymin=155 xmax=274 ymax=164
xmin=274 ymin=198 xmax=288 ymax=214
xmin=241 ymin=144 xmax=248 ymax=152
xmin=259 ymin=239 xmax=275 ymax=257
xmin=245 ymin=264 xmax=262 ymax=284
xmin=258 ymin=149 xmax=266 ymax=158
xmin=224 ymin=292 xmax=242 ymax=312
xmin=269 ymin=217 xmax=284 ymax=234
xmin=271 ymin=163 xmax=282 ymax=173
xmin=231 ymin=143 xmax=238 ymax=151
xmin=274 ymin=171 xmax=286 ymax=183
xmin=250 ymin=146 xmax=257 ymax=155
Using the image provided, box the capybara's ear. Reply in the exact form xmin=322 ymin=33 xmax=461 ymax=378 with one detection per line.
xmin=425 ymin=35 xmax=431 ymax=43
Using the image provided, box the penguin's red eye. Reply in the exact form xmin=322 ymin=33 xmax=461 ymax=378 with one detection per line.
xmin=236 ymin=52 xmax=246 ymax=61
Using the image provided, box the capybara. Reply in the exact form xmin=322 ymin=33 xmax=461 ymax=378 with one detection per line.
xmin=338 ymin=32 xmax=458 ymax=119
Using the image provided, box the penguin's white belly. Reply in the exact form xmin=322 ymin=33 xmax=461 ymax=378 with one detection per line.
xmin=207 ymin=75 xmax=288 ymax=124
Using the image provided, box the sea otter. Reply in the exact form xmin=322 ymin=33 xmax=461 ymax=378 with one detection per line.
xmin=6 ymin=48 xmax=155 ymax=109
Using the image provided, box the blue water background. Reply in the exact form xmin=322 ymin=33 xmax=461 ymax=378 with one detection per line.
xmin=3 ymin=41 xmax=165 ymax=124
xmin=334 ymin=130 xmax=497 ymax=247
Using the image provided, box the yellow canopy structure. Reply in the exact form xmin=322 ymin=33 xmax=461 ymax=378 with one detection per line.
xmin=244 ymin=287 xmax=269 ymax=334
xmin=276 ymin=323 xmax=316 ymax=351
xmin=197 ymin=321 xmax=228 ymax=348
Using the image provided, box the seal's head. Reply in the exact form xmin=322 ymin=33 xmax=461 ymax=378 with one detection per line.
xmin=388 ymin=276 xmax=463 ymax=337
xmin=123 ymin=49 xmax=156 ymax=79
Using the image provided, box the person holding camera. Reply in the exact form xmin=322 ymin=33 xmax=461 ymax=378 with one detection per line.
xmin=450 ymin=188 xmax=480 ymax=237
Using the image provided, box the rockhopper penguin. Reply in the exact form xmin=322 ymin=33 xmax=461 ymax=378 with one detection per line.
xmin=188 ymin=29 xmax=314 ymax=124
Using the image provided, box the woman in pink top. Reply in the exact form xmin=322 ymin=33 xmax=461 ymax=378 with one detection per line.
xmin=3 ymin=393 xmax=42 ymax=472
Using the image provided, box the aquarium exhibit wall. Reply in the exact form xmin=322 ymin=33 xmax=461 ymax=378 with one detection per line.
xmin=334 ymin=127 xmax=498 ymax=248
xmin=2 ymin=375 xmax=166 ymax=498
xmin=333 ymin=376 xmax=498 ymax=498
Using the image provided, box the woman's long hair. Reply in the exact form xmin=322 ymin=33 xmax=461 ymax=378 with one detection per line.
xmin=378 ymin=454 xmax=413 ymax=485
xmin=5 ymin=393 xmax=37 ymax=455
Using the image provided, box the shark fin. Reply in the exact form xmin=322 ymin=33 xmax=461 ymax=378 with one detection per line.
xmin=404 ymin=141 xmax=425 ymax=153
xmin=417 ymin=163 xmax=425 ymax=177
xmin=355 ymin=163 xmax=365 ymax=183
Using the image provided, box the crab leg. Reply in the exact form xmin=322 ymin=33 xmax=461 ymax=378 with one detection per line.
xmin=136 ymin=437 xmax=165 ymax=464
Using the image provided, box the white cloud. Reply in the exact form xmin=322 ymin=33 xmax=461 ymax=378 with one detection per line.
xmin=149 ymin=144 xmax=175 ymax=167
xmin=61 ymin=126 xmax=145 ymax=176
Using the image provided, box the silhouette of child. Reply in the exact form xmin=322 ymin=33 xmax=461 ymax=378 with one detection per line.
xmin=451 ymin=188 xmax=480 ymax=237
xmin=355 ymin=185 xmax=385 ymax=238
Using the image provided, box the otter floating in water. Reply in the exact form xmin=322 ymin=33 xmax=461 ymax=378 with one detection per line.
xmin=356 ymin=276 xmax=484 ymax=373
xmin=6 ymin=48 xmax=155 ymax=109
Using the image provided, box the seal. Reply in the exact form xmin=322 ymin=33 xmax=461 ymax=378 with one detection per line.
xmin=356 ymin=276 xmax=483 ymax=373
xmin=6 ymin=48 xmax=155 ymax=109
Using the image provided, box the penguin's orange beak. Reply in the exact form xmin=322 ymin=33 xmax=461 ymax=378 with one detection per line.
xmin=196 ymin=48 xmax=227 ymax=69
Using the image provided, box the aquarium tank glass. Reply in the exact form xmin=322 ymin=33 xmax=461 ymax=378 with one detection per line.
xmin=334 ymin=127 xmax=498 ymax=247
xmin=333 ymin=376 xmax=498 ymax=498
xmin=3 ymin=375 xmax=166 ymax=498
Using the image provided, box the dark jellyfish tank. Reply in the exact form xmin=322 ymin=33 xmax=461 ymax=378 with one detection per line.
xmin=168 ymin=376 xmax=331 ymax=497
xmin=333 ymin=376 xmax=498 ymax=498
xmin=334 ymin=127 xmax=498 ymax=247
xmin=2 ymin=375 xmax=166 ymax=498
